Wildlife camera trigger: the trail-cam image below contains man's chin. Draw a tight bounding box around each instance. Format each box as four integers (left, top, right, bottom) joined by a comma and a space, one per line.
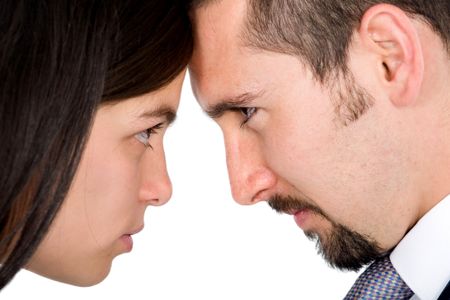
304, 226, 383, 272
268, 194, 383, 271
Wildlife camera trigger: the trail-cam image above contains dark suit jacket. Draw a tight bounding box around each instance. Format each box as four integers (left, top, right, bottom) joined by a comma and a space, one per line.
438, 280, 450, 300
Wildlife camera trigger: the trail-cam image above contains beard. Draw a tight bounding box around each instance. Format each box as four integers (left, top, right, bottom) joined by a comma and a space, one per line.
268, 194, 384, 271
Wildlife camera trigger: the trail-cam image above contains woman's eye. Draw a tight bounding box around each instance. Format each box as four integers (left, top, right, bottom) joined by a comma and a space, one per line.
239, 107, 257, 126
134, 123, 163, 149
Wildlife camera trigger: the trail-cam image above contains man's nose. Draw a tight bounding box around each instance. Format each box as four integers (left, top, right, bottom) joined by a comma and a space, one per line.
138, 145, 172, 206
224, 130, 277, 205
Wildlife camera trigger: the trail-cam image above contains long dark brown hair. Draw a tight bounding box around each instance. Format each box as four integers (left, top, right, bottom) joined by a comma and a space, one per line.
0, 0, 193, 289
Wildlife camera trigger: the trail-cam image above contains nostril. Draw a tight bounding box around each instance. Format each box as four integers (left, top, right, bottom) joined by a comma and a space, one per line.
228, 166, 277, 205
251, 189, 272, 203
138, 180, 172, 206
148, 198, 165, 206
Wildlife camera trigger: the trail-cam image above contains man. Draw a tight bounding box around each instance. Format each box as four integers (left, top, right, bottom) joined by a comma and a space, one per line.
189, 0, 450, 299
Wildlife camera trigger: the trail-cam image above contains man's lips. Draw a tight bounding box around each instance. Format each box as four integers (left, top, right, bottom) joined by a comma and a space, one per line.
267, 195, 321, 230
293, 209, 310, 229
278, 208, 311, 229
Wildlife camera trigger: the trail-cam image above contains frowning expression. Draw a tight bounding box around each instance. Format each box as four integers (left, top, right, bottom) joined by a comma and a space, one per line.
190, 0, 417, 270
27, 72, 186, 286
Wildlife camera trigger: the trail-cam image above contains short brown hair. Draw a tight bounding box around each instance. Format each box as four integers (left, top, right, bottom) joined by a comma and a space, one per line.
192, 0, 450, 82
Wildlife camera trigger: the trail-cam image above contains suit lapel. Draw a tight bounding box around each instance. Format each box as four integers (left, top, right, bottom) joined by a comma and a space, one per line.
438, 280, 450, 300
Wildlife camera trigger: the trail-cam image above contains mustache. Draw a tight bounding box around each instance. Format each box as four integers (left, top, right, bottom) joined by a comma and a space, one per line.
268, 194, 385, 271
268, 194, 327, 218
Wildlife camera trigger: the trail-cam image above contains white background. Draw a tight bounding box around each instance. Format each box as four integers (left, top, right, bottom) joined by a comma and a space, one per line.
2, 75, 359, 299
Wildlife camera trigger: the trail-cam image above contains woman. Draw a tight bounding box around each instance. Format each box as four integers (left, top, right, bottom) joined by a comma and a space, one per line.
0, 0, 192, 288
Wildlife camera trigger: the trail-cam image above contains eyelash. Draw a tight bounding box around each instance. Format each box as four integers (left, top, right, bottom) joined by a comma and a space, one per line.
238, 107, 257, 127
134, 123, 164, 149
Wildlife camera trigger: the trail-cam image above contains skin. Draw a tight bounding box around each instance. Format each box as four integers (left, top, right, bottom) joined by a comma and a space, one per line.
189, 0, 450, 269
26, 72, 186, 286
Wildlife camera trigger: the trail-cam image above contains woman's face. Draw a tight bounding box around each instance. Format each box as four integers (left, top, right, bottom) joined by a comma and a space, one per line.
26, 72, 185, 286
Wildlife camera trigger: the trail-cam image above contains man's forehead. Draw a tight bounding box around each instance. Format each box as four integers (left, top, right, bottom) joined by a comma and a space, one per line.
192, 0, 247, 26
190, 0, 223, 10
191, 0, 247, 59
190, 51, 258, 111
190, 0, 249, 106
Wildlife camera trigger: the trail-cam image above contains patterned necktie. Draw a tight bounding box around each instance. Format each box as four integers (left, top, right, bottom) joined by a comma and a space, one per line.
344, 255, 414, 300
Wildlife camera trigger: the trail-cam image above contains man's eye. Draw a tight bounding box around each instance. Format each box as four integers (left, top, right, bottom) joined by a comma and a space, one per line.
134, 123, 163, 149
239, 107, 257, 126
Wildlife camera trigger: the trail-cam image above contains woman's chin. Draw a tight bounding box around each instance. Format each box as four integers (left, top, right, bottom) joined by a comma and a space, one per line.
25, 259, 112, 287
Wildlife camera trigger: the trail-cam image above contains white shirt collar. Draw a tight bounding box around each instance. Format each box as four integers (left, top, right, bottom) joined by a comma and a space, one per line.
390, 195, 450, 300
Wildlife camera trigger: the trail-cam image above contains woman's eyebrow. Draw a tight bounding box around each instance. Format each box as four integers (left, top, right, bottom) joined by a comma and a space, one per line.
137, 106, 177, 125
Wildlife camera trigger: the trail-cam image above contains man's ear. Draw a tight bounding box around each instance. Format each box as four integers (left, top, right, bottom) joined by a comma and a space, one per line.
358, 4, 424, 107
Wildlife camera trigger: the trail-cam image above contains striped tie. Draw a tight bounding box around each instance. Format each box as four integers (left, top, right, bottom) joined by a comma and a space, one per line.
344, 255, 414, 300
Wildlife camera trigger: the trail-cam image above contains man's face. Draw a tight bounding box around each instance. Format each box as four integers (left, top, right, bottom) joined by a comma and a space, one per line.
190, 0, 418, 271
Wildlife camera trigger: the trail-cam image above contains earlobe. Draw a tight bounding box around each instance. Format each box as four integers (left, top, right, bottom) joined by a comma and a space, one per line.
359, 4, 424, 107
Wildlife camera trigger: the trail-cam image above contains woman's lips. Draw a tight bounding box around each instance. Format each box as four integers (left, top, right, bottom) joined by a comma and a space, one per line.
120, 234, 134, 252
120, 225, 144, 252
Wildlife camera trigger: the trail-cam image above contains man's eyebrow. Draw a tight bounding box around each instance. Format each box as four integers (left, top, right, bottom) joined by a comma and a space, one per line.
137, 106, 177, 125
204, 91, 263, 119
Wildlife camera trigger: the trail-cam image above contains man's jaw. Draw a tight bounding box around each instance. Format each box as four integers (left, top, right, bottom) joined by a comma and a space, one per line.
267, 194, 384, 271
